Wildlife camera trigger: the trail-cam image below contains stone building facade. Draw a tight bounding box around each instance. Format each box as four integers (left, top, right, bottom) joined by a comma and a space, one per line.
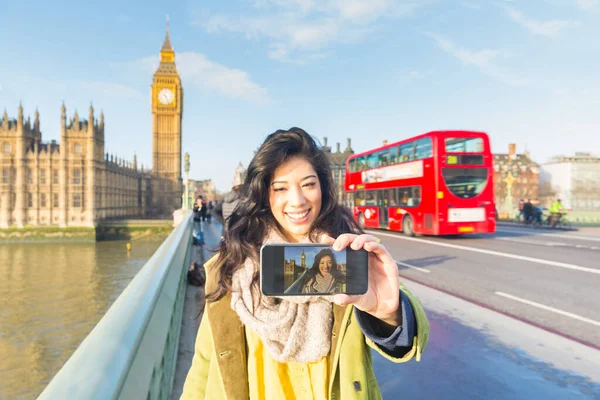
322, 137, 354, 207
0, 26, 183, 228
540, 152, 600, 211
193, 179, 218, 202
492, 143, 540, 218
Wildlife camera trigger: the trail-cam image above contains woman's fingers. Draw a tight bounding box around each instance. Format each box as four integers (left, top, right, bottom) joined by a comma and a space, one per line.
350, 234, 380, 250
332, 233, 357, 251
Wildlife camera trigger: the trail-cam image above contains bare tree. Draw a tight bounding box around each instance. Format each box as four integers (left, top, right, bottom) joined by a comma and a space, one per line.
538, 181, 557, 208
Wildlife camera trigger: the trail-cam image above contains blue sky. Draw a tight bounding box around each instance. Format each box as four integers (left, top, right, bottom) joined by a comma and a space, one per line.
285, 246, 346, 268
1, 0, 599, 191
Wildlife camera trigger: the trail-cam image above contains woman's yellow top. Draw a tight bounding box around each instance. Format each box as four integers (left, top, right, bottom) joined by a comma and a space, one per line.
245, 326, 330, 400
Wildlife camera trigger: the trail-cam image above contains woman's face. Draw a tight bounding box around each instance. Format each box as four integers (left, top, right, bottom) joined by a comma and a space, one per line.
319, 255, 333, 276
269, 156, 322, 242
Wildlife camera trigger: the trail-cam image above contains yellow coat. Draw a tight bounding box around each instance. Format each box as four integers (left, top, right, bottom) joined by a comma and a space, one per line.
180, 255, 430, 400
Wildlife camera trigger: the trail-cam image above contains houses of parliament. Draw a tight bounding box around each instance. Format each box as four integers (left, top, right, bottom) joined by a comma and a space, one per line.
0, 27, 183, 228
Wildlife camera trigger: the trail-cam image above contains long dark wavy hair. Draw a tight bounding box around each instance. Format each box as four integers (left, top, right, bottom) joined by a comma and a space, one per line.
304, 248, 345, 283
206, 127, 363, 302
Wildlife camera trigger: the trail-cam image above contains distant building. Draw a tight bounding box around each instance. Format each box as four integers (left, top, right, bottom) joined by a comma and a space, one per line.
0, 24, 183, 228
322, 137, 354, 207
193, 179, 217, 202
233, 162, 246, 188
540, 152, 600, 211
492, 143, 540, 217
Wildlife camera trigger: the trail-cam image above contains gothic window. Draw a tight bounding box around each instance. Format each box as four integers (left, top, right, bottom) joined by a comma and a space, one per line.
74, 143, 82, 155
40, 169, 46, 184
28, 193, 33, 208
73, 193, 82, 208
41, 193, 47, 208
2, 168, 8, 184
53, 170, 59, 185
28, 168, 33, 184
2, 142, 10, 154
53, 193, 59, 208
72, 169, 81, 185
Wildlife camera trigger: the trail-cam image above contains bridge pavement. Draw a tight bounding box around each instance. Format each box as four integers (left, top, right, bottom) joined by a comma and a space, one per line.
173, 221, 600, 399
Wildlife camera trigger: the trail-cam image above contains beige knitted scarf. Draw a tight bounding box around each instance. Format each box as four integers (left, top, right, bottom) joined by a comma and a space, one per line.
230, 227, 334, 363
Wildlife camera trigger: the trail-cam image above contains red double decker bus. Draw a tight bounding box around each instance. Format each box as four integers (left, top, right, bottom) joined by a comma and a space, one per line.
344, 130, 496, 236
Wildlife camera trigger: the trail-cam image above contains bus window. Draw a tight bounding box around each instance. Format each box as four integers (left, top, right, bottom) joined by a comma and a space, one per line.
442, 168, 488, 198
366, 153, 378, 169
399, 142, 414, 162
388, 189, 398, 206
365, 191, 377, 206
355, 156, 365, 171
355, 191, 365, 206
378, 151, 388, 167
388, 147, 398, 164
398, 186, 421, 207
445, 137, 484, 153
349, 159, 356, 173
415, 137, 432, 159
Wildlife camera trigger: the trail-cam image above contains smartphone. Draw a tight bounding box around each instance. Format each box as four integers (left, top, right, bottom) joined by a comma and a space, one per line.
260, 243, 369, 296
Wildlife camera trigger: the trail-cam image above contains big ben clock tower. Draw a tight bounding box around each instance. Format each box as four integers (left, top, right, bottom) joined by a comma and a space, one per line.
151, 20, 183, 211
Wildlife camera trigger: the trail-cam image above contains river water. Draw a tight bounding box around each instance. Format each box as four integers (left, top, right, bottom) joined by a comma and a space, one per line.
0, 240, 165, 399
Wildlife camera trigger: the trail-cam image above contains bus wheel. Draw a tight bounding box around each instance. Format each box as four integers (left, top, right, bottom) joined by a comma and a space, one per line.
403, 215, 415, 237
358, 213, 365, 229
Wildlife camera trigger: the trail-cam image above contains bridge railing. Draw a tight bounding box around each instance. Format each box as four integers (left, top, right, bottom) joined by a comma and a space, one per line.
38, 211, 194, 400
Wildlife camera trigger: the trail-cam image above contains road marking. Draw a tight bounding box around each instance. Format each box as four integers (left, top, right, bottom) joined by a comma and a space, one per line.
496, 227, 600, 242
496, 292, 600, 328
396, 260, 431, 273
366, 230, 600, 275
496, 237, 568, 247
495, 236, 600, 251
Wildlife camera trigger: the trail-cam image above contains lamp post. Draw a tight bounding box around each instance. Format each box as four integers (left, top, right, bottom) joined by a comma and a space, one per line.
183, 153, 191, 210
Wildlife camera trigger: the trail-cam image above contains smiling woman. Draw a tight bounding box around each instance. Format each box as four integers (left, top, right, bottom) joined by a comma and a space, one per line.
181, 127, 430, 400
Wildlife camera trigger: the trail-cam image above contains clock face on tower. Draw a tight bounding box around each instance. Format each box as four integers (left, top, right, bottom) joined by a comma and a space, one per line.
158, 88, 175, 105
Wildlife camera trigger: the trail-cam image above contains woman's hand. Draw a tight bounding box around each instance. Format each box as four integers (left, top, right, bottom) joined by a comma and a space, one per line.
321, 234, 401, 327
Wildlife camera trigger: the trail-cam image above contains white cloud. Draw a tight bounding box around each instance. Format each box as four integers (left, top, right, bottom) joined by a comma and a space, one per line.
576, 0, 599, 9
130, 52, 269, 103
505, 7, 580, 37
196, 0, 432, 63
427, 33, 530, 86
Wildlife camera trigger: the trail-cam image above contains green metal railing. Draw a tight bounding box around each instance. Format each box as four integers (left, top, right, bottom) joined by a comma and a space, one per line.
38, 211, 193, 400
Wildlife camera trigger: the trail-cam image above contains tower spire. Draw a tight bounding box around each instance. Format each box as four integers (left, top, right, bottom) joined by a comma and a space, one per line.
162, 15, 173, 52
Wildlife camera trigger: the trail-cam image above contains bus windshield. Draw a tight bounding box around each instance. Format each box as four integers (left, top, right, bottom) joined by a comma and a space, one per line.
442, 167, 488, 199
445, 137, 484, 153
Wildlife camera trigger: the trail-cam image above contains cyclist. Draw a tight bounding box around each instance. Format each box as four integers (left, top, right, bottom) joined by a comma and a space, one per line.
549, 198, 566, 227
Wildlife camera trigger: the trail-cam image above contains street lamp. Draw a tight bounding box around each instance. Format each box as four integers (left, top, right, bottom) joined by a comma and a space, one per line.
183, 153, 191, 210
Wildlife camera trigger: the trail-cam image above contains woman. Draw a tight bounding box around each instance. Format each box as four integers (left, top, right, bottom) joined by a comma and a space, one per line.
301, 248, 344, 294
181, 128, 429, 400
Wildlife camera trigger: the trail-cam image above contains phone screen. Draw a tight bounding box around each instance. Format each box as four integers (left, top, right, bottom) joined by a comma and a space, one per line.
261, 244, 368, 296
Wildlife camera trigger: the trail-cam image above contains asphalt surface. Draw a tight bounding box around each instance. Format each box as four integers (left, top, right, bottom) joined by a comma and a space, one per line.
364, 225, 600, 349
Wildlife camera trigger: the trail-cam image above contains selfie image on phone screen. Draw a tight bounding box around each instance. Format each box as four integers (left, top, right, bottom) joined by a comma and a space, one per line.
261, 244, 368, 296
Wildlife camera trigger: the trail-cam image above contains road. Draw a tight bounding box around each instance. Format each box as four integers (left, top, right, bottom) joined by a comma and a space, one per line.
364, 224, 600, 399
366, 225, 600, 348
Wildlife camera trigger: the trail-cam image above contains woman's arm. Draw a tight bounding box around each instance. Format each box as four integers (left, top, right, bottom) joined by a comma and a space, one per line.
358, 285, 429, 363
